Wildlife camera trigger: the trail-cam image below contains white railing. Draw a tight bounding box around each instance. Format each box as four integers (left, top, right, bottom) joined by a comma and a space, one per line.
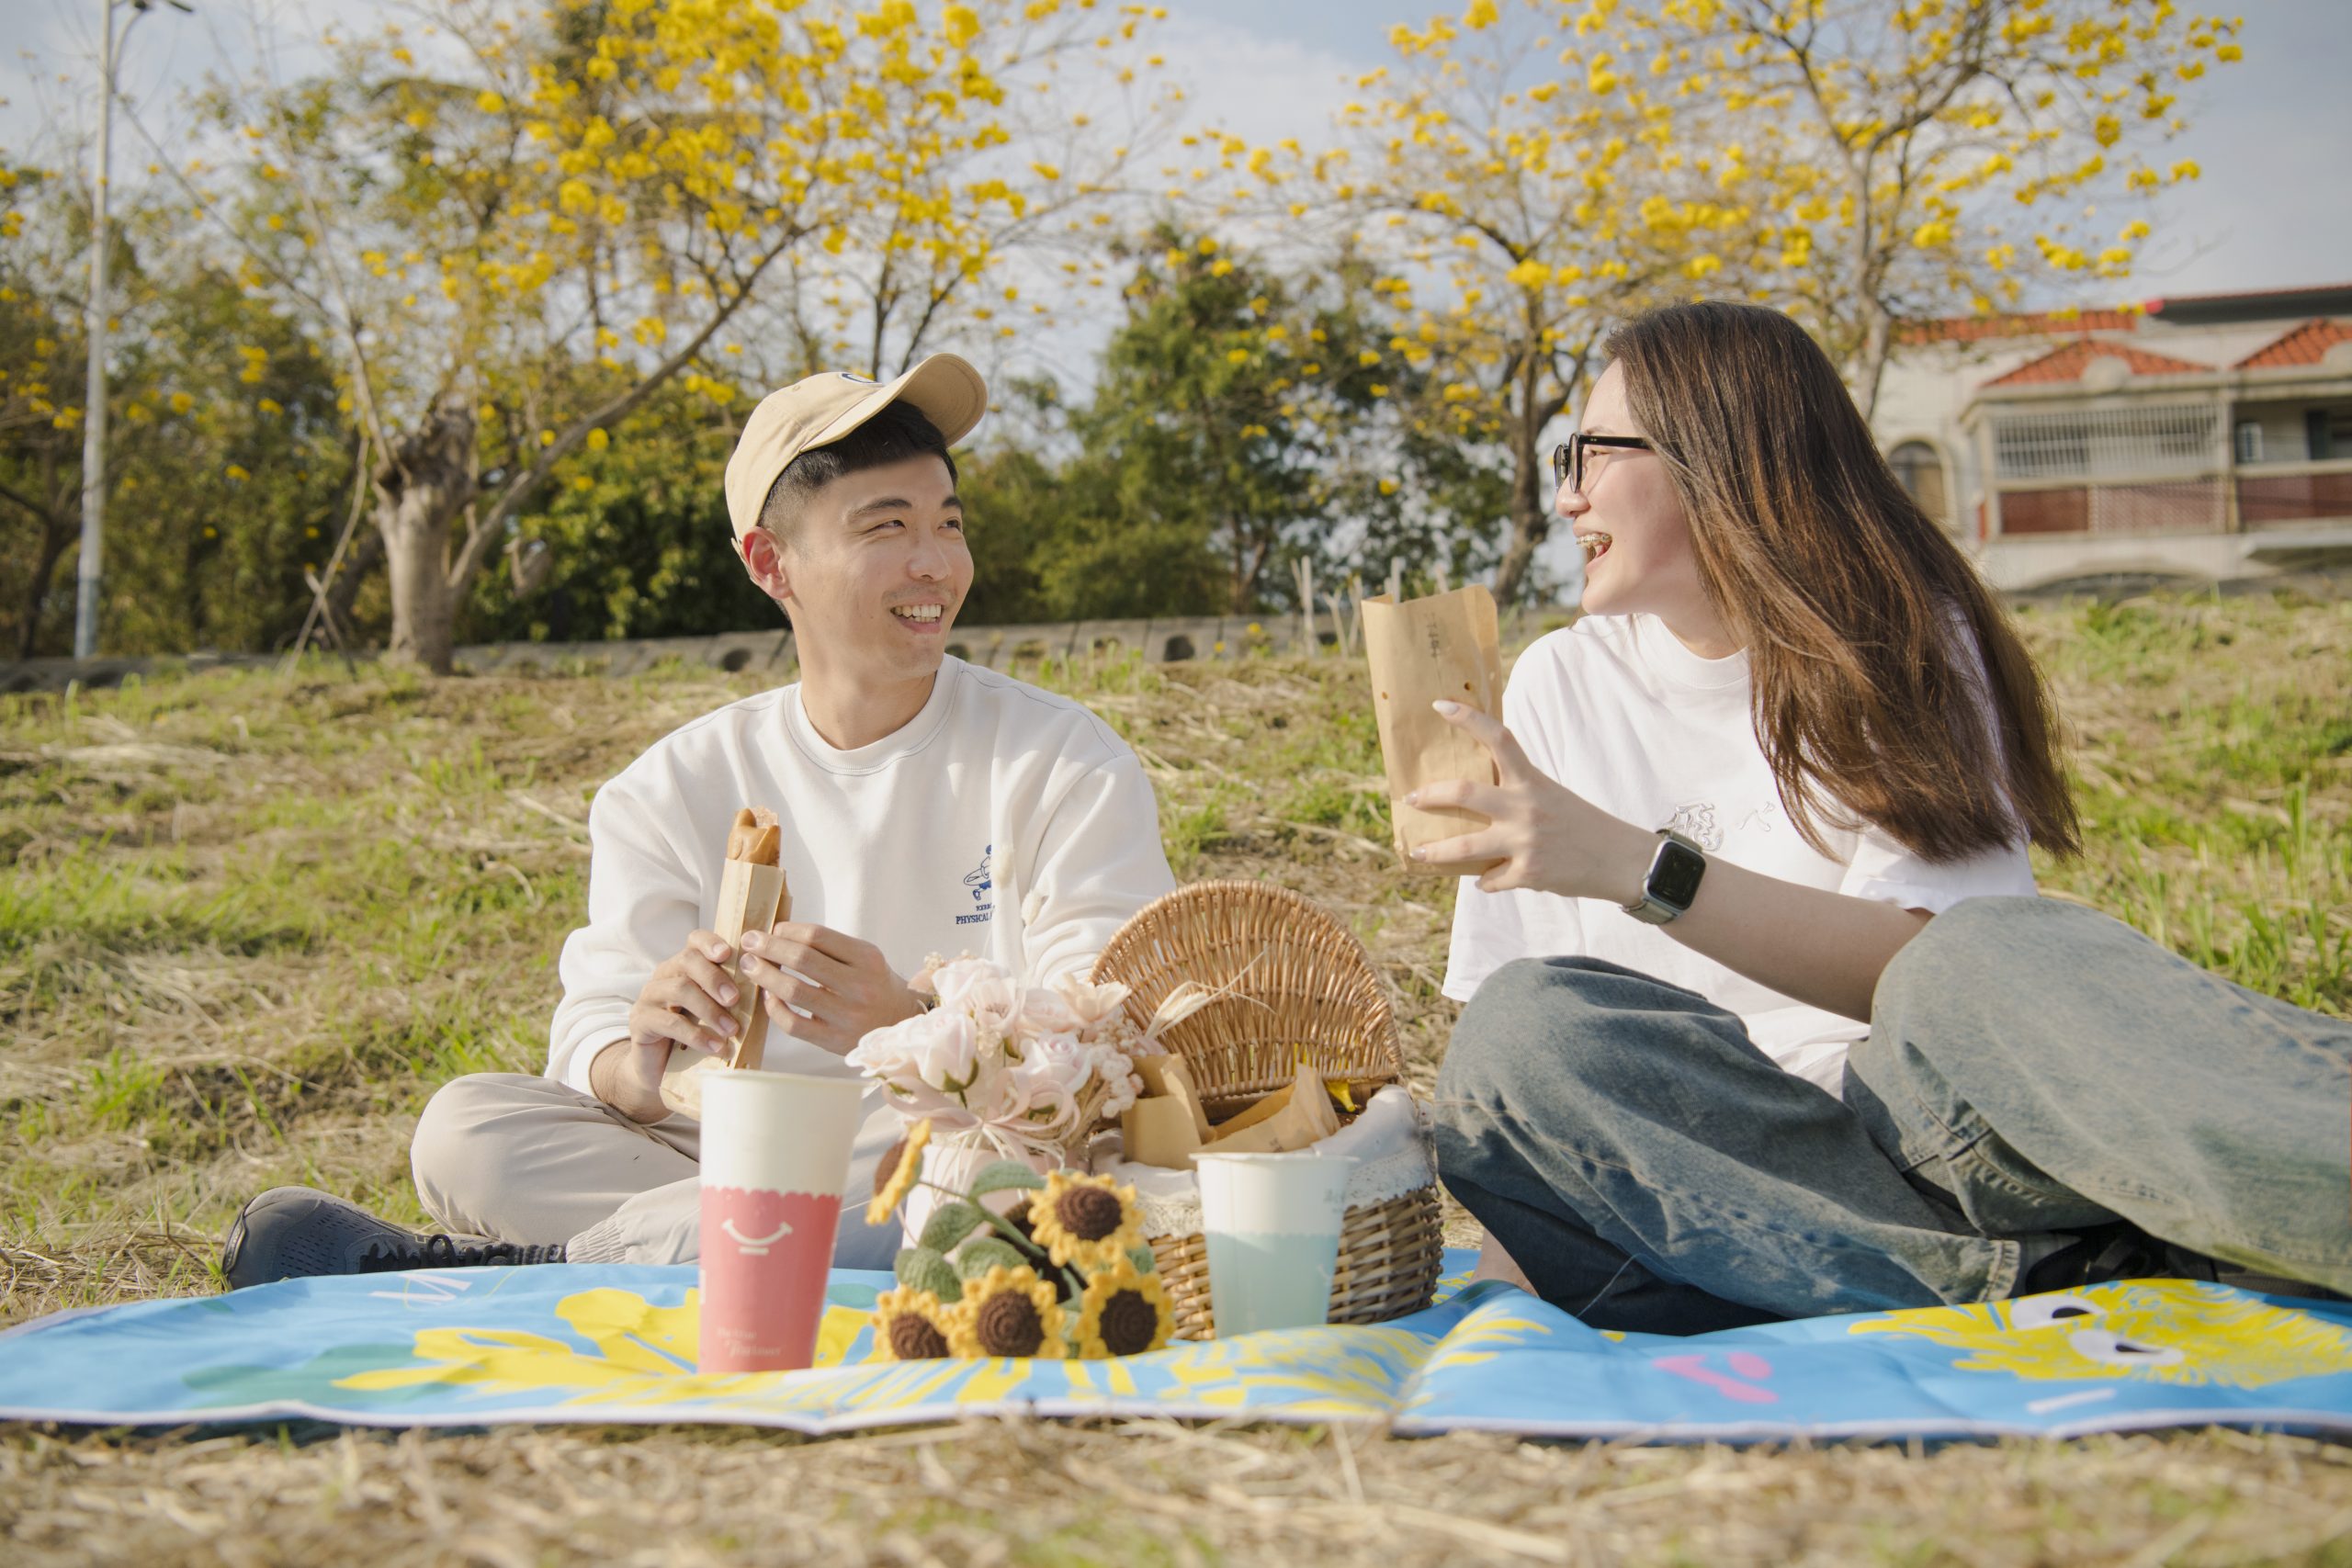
1990, 401, 2222, 485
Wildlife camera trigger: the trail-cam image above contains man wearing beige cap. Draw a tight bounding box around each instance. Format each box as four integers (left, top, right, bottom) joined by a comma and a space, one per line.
220, 355, 1177, 1285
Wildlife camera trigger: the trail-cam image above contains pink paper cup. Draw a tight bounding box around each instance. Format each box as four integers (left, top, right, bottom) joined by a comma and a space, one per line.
697, 1069, 865, 1374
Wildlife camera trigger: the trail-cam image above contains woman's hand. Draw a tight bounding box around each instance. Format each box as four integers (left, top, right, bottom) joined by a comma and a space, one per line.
1408, 700, 1655, 901
1413, 703, 1936, 1022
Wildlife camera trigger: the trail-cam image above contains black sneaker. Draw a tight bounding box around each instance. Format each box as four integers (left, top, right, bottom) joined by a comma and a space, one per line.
220, 1186, 566, 1291
2020, 1221, 2346, 1303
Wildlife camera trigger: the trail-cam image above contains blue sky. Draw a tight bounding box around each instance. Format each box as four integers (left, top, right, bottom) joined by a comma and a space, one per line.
1163, 0, 2352, 301
5, 0, 2340, 596
5, 0, 2344, 300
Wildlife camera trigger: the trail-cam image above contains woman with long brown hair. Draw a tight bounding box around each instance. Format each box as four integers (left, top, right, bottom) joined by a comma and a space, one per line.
1418, 300, 2349, 1332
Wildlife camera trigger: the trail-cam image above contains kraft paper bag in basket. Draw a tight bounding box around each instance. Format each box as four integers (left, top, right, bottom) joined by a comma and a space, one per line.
660, 807, 792, 1121
1361, 585, 1506, 877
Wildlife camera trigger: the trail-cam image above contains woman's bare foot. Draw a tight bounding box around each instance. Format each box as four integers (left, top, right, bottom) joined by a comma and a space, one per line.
1470, 1231, 1533, 1292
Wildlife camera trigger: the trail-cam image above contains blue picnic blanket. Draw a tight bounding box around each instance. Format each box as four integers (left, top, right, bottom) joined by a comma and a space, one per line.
6, 1252, 2352, 1440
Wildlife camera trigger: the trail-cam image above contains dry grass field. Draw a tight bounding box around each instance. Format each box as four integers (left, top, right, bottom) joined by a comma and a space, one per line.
3, 592, 2349, 1566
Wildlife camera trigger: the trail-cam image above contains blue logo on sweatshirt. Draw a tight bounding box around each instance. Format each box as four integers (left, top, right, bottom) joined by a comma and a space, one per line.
956, 845, 995, 926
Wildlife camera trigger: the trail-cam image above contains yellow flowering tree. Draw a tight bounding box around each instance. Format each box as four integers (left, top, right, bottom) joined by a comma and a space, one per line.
0, 155, 349, 657
1626, 0, 2244, 414
771, 1, 1182, 379
206, 0, 1161, 673
1226, 0, 1776, 604
0, 158, 93, 653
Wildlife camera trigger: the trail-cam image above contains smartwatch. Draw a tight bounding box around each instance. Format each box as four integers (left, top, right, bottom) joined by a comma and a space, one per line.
1623, 829, 1707, 925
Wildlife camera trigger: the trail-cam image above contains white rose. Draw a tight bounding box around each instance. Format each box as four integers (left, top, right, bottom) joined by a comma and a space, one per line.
1014, 987, 1082, 1039
931, 958, 1020, 1031
1050, 973, 1132, 1030
843, 1021, 936, 1107
1024, 1030, 1092, 1088
844, 1016, 923, 1086
898, 1008, 982, 1094
999, 1062, 1080, 1139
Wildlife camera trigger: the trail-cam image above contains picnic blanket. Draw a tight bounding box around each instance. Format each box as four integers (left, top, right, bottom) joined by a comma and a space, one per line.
7, 1252, 2352, 1441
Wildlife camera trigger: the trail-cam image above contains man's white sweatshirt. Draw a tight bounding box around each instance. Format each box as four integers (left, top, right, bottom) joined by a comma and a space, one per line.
548, 657, 1176, 1096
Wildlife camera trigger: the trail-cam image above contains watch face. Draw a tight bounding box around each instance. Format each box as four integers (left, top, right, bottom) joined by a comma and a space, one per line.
1650, 840, 1708, 908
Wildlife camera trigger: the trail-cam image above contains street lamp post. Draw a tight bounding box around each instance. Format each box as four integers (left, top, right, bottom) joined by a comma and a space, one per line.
72, 0, 188, 663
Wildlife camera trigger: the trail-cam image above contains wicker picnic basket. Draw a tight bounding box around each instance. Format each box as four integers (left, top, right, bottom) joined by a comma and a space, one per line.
1089, 880, 1445, 1339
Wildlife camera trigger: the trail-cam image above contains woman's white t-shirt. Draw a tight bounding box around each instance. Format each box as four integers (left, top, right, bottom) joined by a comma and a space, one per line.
1442, 613, 2036, 1095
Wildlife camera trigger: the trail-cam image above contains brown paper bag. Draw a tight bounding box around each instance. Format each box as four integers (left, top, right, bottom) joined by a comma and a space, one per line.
1191, 1063, 1341, 1156
1121, 1098, 1205, 1171
661, 808, 792, 1120
1135, 1056, 1213, 1140
1123, 1055, 1215, 1169
1124, 1060, 1344, 1168
1361, 585, 1507, 876
1206, 1075, 1297, 1137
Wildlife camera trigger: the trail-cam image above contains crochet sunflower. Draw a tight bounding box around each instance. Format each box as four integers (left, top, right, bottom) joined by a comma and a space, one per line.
871, 1285, 957, 1361
1073, 1252, 1176, 1359
1027, 1169, 1144, 1271
864, 1117, 933, 1226
947, 1263, 1069, 1359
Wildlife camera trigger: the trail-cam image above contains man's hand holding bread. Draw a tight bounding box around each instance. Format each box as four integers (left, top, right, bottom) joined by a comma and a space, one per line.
593, 925, 925, 1123
593, 930, 746, 1123
740, 925, 924, 1055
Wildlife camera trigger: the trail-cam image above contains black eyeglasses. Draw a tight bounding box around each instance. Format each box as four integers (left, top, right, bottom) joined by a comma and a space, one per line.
1551, 434, 1655, 493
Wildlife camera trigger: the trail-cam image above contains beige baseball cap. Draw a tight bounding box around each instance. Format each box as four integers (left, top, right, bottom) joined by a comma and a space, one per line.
723, 353, 989, 541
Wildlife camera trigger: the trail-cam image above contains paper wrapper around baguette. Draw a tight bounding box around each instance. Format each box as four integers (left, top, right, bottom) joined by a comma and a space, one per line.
659, 807, 791, 1121
1361, 585, 1507, 877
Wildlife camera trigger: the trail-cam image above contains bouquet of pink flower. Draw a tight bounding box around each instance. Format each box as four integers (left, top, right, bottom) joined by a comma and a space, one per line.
844, 955, 1146, 1166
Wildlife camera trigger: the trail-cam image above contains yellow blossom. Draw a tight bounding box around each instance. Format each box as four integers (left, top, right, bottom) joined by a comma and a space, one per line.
946, 1265, 1069, 1359
1029, 1171, 1143, 1272
1073, 1254, 1175, 1358
865, 1119, 932, 1225
872, 1286, 957, 1359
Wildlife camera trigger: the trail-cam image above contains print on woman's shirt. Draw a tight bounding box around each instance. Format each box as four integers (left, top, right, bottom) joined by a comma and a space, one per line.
957, 845, 995, 927
1664, 801, 1725, 851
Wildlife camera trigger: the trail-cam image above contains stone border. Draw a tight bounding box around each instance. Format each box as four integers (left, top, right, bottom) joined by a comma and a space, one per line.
23, 572, 2330, 695
0, 613, 1348, 694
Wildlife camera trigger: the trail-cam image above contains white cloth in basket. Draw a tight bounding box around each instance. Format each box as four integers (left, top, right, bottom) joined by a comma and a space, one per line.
1097, 1087, 1437, 1239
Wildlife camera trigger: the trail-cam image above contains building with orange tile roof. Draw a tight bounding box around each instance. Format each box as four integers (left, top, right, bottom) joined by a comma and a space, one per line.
1870, 282, 2352, 591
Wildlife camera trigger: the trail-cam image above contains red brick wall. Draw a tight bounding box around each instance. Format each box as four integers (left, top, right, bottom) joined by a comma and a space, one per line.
2239, 472, 2352, 527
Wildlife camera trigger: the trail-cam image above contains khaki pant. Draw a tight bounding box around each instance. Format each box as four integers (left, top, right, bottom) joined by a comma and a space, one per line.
410, 1073, 904, 1270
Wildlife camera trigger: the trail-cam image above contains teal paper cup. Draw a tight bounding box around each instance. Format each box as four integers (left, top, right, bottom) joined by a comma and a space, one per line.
1193, 1150, 1358, 1336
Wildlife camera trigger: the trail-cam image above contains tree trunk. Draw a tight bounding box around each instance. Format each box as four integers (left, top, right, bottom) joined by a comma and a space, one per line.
1849, 295, 1894, 424
374, 396, 478, 676
4, 457, 80, 657
1840, 143, 1894, 423
15, 515, 75, 660
1490, 383, 1554, 608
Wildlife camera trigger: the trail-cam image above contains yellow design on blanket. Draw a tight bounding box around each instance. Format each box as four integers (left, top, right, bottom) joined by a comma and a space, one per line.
1849, 1280, 2352, 1389
335, 1289, 871, 1405
330, 1284, 1429, 1416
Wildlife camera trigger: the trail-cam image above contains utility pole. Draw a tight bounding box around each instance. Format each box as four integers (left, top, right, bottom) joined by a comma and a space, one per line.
73, 0, 188, 662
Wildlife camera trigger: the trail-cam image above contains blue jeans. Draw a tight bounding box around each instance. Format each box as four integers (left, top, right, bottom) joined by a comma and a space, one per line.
1431, 897, 2352, 1334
